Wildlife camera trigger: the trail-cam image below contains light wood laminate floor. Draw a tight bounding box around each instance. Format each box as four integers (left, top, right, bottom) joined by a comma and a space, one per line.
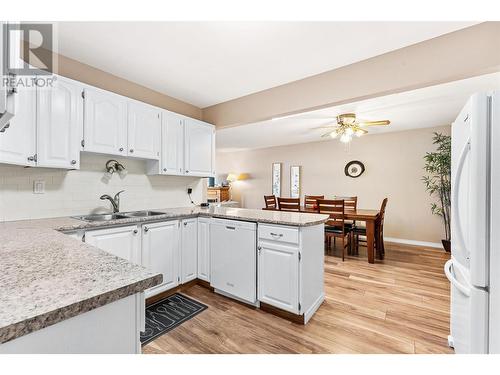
143, 241, 453, 354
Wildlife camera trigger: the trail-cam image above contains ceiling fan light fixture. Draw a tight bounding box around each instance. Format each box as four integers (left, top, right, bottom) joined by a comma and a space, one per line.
318, 113, 389, 145
340, 133, 351, 143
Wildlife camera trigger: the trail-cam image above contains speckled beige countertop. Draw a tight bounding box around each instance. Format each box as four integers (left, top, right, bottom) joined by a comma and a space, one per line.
0, 206, 327, 345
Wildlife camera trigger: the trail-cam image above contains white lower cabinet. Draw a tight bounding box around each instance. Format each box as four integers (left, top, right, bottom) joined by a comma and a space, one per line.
181, 218, 198, 283
141, 221, 180, 297
258, 241, 299, 314
84, 225, 141, 265
83, 218, 205, 299
73, 218, 325, 323
197, 217, 211, 282
257, 223, 325, 323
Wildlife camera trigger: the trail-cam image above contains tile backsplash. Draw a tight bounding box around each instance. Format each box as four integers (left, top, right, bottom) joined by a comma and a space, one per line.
0, 154, 205, 222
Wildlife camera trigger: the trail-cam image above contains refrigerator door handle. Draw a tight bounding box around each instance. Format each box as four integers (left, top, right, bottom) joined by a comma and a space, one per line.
452, 138, 471, 258
444, 259, 471, 297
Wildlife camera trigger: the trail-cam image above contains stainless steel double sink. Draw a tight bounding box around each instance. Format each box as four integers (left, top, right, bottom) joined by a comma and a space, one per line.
74, 211, 166, 222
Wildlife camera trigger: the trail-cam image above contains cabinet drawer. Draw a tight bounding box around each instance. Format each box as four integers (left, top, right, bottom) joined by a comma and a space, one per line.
258, 224, 299, 245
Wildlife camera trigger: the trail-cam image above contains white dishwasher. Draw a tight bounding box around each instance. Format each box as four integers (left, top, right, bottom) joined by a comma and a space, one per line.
210, 218, 257, 304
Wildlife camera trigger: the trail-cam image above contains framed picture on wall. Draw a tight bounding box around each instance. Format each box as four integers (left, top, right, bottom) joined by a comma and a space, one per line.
272, 162, 282, 196
290, 165, 301, 198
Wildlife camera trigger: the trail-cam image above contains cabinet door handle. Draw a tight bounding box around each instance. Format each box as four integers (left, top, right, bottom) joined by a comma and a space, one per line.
270, 232, 283, 238
257, 246, 262, 254
119, 147, 124, 152
70, 160, 77, 165
144, 226, 149, 233
133, 229, 138, 234
186, 170, 189, 173
226, 226, 236, 230
163, 168, 167, 172
184, 222, 188, 226
129, 149, 134, 153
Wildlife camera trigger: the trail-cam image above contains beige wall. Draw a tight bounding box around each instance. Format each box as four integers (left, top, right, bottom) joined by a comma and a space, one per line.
29, 46, 202, 119
216, 125, 451, 243
203, 22, 500, 128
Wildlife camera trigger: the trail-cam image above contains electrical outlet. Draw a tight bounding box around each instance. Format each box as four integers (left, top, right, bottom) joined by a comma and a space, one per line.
33, 180, 45, 194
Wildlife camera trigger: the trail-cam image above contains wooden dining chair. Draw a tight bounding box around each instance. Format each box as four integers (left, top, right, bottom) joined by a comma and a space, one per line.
377, 198, 388, 258
317, 199, 351, 261
352, 198, 388, 259
277, 197, 301, 211
264, 195, 277, 210
304, 195, 324, 211
343, 196, 358, 225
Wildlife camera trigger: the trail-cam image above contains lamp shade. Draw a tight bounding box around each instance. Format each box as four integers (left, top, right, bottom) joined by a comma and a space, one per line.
226, 173, 239, 182
227, 172, 249, 182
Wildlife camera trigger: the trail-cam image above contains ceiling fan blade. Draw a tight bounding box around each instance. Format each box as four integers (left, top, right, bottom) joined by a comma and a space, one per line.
321, 132, 334, 138
311, 125, 338, 130
358, 120, 391, 127
290, 115, 337, 120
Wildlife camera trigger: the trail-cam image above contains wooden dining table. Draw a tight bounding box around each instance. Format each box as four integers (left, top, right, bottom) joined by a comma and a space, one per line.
264, 207, 381, 264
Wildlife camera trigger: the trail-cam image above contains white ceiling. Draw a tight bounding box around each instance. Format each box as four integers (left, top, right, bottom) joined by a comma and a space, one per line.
54, 22, 476, 108
216, 72, 500, 152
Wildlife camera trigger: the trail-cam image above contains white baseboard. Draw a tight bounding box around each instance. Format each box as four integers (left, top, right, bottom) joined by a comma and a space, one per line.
383, 237, 442, 249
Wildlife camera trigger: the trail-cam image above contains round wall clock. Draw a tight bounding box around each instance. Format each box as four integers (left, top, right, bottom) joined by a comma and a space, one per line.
344, 160, 365, 178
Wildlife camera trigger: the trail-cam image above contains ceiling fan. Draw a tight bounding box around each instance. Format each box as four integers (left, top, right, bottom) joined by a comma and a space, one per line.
316, 113, 390, 143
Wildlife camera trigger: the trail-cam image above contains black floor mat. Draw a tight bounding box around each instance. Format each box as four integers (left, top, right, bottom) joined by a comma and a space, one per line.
140, 293, 208, 346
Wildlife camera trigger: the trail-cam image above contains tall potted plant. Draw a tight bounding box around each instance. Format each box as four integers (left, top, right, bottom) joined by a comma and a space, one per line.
422, 132, 451, 252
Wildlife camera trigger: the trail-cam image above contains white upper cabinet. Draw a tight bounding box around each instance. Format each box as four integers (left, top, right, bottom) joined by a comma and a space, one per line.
141, 220, 179, 297
127, 101, 161, 159
0, 84, 36, 166
37, 76, 83, 169
181, 218, 198, 283
160, 111, 185, 175
184, 118, 215, 177
83, 87, 127, 156
84, 225, 141, 265
1, 74, 214, 174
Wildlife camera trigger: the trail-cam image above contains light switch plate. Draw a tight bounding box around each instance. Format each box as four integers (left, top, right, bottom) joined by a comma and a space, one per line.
33, 180, 45, 194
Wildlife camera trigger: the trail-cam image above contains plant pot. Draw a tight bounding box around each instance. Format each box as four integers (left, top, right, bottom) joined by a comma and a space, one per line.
442, 239, 451, 253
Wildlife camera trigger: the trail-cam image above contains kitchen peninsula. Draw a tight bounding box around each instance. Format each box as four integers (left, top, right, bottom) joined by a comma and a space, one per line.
0, 207, 328, 353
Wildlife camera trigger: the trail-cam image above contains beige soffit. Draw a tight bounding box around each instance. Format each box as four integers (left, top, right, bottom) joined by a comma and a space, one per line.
25, 45, 202, 120
202, 22, 500, 128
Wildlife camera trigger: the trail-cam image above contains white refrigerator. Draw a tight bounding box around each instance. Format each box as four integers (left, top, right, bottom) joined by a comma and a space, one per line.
447, 91, 499, 354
